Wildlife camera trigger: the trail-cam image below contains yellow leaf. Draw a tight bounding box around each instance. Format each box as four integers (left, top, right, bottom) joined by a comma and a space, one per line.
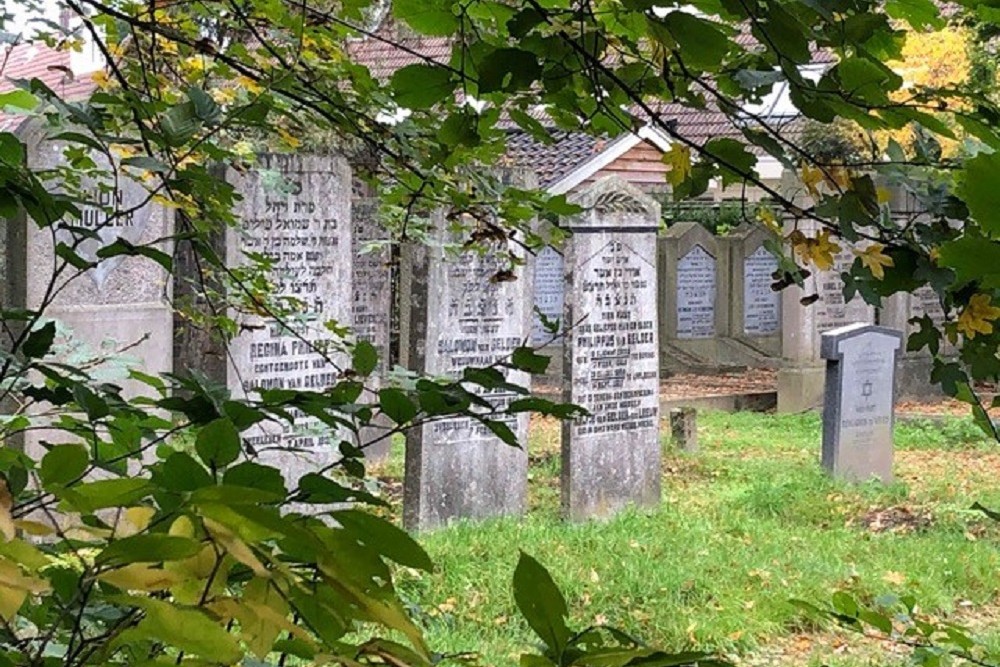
877, 187, 892, 205
0, 558, 50, 601
662, 144, 692, 187
0, 587, 26, 621
276, 127, 302, 150
957, 293, 1000, 339
122, 506, 156, 536
237, 75, 264, 95
756, 206, 780, 235
856, 243, 895, 280
169, 515, 196, 538
242, 577, 294, 658
91, 70, 112, 90
98, 564, 186, 591
790, 229, 841, 271
800, 164, 824, 198
13, 520, 53, 537
0, 478, 14, 541
826, 165, 851, 190
204, 518, 269, 577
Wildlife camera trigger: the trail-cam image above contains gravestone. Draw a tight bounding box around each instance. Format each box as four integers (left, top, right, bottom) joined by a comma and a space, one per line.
175, 154, 353, 487
820, 323, 903, 482
727, 224, 781, 358
5, 119, 173, 454
881, 287, 952, 400
400, 194, 534, 531
350, 178, 393, 461
531, 245, 566, 383
777, 219, 876, 413
562, 177, 661, 521
658, 222, 731, 372
676, 244, 718, 339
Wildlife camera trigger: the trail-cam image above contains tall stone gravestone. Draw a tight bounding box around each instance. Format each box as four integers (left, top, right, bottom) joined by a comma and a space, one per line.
657, 222, 729, 372
400, 198, 534, 531
820, 324, 903, 483
879, 187, 953, 400
175, 154, 353, 487
350, 178, 393, 461
531, 245, 566, 384
881, 286, 951, 399
727, 224, 781, 357
5, 120, 173, 454
778, 218, 875, 413
562, 177, 661, 521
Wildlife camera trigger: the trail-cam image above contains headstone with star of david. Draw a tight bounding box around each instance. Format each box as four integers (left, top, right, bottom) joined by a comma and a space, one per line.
561, 176, 662, 521
820, 323, 904, 483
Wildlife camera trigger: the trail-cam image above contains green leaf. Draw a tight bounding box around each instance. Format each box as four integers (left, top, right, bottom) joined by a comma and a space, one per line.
352, 339, 379, 376
961, 152, 1000, 236
194, 418, 242, 469
40, 444, 89, 486
485, 419, 519, 446
937, 236, 1000, 288
97, 534, 202, 566
55, 242, 96, 270
390, 63, 455, 110
392, 0, 459, 36
379, 387, 418, 425
297, 473, 386, 506
330, 509, 434, 571
155, 452, 213, 492
0, 133, 24, 166
832, 591, 859, 618
0, 90, 38, 111
659, 11, 731, 71
478, 48, 541, 93
187, 86, 221, 122
510, 347, 550, 374
22, 321, 57, 359
113, 597, 242, 663
704, 137, 757, 185
73, 385, 110, 420
513, 552, 571, 655
122, 156, 171, 175
58, 478, 152, 512
755, 3, 811, 64
886, 0, 943, 30
223, 462, 287, 496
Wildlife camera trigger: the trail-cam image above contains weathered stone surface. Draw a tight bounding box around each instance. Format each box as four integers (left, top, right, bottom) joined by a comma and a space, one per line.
562, 177, 661, 521
400, 206, 533, 531
350, 178, 392, 461
676, 244, 717, 339
741, 247, 780, 336
224, 154, 353, 485
6, 119, 173, 455
532, 246, 565, 344
820, 323, 903, 483
778, 217, 875, 413
670, 407, 697, 453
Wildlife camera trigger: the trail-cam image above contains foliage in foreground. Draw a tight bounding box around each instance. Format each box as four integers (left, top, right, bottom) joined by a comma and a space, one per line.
6, 0, 1000, 665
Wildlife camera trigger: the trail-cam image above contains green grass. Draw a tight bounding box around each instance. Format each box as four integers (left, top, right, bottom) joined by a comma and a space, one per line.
370, 411, 1000, 667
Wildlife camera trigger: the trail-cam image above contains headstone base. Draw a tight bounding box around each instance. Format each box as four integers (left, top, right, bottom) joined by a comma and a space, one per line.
777, 364, 825, 413
670, 407, 698, 453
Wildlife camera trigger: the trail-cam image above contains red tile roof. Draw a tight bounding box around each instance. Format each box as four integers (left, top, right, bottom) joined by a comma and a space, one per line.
0, 41, 96, 131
